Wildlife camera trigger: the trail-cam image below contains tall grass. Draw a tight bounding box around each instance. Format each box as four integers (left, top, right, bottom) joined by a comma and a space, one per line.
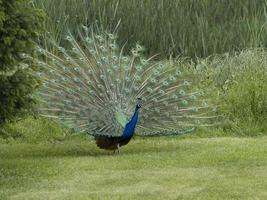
193, 49, 267, 135
34, 0, 267, 58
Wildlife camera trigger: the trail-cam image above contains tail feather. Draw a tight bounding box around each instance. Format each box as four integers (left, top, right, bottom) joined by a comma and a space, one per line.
29, 25, 219, 137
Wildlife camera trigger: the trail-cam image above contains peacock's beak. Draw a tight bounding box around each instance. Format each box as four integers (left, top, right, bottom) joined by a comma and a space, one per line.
137, 97, 142, 105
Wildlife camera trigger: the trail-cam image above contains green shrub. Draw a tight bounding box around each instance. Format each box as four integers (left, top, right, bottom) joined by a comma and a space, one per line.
0, 0, 44, 125
0, 117, 70, 143
223, 71, 267, 135
194, 50, 267, 135
227, 73, 266, 121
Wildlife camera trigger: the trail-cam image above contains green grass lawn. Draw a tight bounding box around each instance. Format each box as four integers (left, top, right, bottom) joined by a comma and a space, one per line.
0, 136, 266, 200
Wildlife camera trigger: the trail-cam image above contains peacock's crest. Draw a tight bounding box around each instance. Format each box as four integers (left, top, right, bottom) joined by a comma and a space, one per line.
26, 26, 218, 137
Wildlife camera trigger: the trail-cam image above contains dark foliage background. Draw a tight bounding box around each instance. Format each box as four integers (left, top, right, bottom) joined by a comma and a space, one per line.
0, 0, 44, 124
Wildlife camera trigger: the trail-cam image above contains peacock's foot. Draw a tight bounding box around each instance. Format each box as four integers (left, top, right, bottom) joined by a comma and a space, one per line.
117, 143, 121, 154
112, 144, 121, 154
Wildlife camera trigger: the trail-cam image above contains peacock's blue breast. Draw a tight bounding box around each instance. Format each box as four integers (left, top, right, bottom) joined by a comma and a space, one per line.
121, 111, 139, 139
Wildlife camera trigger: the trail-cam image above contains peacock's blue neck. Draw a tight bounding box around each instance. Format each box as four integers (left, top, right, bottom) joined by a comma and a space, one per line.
121, 109, 139, 139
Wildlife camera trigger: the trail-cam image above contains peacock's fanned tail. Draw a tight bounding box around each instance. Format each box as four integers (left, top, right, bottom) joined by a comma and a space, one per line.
27, 26, 217, 137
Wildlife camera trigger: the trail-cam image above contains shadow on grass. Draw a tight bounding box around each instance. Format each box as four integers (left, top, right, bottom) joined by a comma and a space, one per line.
0, 142, 108, 159
0, 137, 184, 159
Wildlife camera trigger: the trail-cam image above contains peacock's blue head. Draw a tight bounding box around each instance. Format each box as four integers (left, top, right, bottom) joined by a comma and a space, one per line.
136, 98, 142, 110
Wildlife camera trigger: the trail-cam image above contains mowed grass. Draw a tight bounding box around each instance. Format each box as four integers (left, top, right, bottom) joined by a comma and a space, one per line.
0, 136, 267, 200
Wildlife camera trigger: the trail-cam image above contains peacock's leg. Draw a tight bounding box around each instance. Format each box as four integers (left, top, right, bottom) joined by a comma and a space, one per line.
117, 143, 120, 154
113, 144, 120, 154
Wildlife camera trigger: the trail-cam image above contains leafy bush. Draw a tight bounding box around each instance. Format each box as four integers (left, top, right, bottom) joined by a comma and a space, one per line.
0, 117, 70, 143
223, 71, 267, 135
0, 0, 44, 124
194, 50, 267, 135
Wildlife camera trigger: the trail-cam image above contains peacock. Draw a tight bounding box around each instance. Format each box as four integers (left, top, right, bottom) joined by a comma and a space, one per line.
26, 26, 217, 152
